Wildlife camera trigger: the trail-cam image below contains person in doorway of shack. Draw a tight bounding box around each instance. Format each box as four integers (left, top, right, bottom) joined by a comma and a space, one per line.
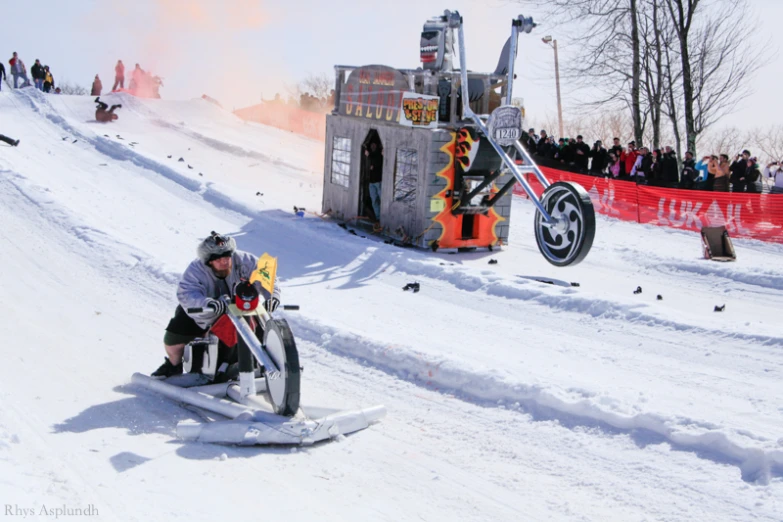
364, 142, 383, 222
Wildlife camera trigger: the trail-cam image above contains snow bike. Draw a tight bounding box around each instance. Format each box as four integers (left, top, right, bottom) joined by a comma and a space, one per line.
132, 291, 386, 445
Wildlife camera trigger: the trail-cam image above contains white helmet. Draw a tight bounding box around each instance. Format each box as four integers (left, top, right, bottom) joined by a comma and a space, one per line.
197, 231, 236, 265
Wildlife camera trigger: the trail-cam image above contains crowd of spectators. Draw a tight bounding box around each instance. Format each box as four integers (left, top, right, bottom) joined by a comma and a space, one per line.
2, 52, 161, 98
518, 129, 782, 194
2, 51, 60, 93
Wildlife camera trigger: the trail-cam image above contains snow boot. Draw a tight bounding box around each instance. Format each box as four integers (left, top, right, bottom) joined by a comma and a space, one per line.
151, 357, 183, 378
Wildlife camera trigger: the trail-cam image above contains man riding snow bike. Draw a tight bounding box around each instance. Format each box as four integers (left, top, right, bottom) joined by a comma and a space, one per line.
152, 232, 281, 378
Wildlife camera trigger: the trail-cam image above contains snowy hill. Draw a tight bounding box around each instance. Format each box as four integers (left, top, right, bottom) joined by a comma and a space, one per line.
1, 88, 781, 521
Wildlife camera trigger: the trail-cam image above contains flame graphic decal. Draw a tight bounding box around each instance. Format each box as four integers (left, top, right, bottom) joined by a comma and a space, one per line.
455, 128, 478, 171
430, 132, 505, 248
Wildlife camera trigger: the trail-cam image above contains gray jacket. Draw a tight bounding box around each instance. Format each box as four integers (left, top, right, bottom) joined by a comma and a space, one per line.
176, 249, 282, 329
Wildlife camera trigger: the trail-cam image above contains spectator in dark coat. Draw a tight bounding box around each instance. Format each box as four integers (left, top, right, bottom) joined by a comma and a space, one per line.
661, 146, 679, 185
91, 75, 102, 96
588, 140, 608, 175
573, 135, 591, 171
680, 151, 697, 189
609, 138, 623, 161
745, 157, 761, 193
537, 131, 552, 157
730, 150, 751, 192
113, 60, 125, 91
649, 149, 663, 185
0, 62, 6, 91
31, 59, 45, 90
552, 138, 565, 161
630, 147, 652, 182
559, 138, 575, 164
523, 128, 538, 154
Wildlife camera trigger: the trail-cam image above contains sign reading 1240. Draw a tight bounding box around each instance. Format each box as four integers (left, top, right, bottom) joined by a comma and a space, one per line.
494, 128, 520, 141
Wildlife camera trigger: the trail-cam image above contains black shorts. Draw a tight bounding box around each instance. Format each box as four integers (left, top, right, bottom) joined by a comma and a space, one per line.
163, 305, 207, 345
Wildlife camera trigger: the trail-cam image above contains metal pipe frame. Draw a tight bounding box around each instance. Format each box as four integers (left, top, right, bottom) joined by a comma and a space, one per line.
227, 314, 280, 379
455, 18, 554, 223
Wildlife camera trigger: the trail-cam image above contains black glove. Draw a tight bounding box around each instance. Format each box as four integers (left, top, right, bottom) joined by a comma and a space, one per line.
206, 298, 226, 316
263, 297, 280, 313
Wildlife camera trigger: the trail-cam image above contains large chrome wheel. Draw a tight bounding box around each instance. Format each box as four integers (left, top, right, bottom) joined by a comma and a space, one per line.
534, 181, 596, 267
262, 318, 301, 416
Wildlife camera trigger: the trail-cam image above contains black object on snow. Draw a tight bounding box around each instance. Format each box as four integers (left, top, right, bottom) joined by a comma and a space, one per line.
167, 155, 172, 158
72, 139, 78, 144
714, 304, 725, 312
657, 295, 663, 300
178, 157, 184, 162
571, 282, 580, 287
488, 259, 498, 265
199, 173, 203, 176
256, 192, 263, 196
402, 282, 420, 293
188, 165, 193, 169
633, 286, 642, 294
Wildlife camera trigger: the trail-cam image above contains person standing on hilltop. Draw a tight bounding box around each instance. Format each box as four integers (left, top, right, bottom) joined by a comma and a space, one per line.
43, 66, 54, 93
8, 52, 30, 88
113, 60, 125, 91
91, 74, 102, 96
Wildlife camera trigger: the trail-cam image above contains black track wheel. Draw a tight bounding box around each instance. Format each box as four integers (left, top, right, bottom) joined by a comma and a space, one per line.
533, 181, 596, 267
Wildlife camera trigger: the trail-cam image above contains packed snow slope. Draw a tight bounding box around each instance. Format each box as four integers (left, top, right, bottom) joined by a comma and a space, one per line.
1, 88, 782, 521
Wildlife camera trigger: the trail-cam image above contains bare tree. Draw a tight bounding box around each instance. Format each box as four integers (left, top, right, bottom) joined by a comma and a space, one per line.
517, 0, 645, 144
664, 0, 761, 157
748, 125, 783, 164
697, 126, 748, 156
58, 82, 88, 95
518, 0, 762, 160
639, 0, 672, 149
298, 72, 334, 110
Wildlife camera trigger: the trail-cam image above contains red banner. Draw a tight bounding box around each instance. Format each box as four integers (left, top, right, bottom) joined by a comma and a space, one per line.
234, 103, 326, 141
514, 168, 783, 243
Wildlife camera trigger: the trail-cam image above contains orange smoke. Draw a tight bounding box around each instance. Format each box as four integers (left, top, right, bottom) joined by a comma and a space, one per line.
88, 0, 290, 108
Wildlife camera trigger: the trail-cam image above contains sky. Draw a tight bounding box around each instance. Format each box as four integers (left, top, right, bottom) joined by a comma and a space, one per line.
3, 0, 780, 134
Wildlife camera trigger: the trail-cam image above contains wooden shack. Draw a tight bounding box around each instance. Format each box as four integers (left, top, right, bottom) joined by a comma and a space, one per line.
321, 62, 518, 251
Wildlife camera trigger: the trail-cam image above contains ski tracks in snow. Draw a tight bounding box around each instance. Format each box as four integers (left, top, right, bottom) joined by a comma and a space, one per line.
286, 311, 783, 485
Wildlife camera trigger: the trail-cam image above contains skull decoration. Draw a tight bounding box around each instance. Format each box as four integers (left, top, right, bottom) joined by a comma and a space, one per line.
420, 10, 455, 71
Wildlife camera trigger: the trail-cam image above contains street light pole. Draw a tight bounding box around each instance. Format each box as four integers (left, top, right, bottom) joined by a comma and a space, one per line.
543, 36, 564, 139
553, 39, 564, 139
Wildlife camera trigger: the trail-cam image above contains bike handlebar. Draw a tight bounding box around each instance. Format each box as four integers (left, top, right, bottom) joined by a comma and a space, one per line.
187, 304, 299, 314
